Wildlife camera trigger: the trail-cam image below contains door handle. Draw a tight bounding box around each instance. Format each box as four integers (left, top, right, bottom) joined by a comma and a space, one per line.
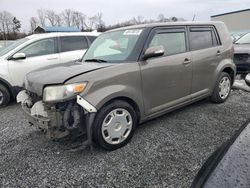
216, 50, 222, 56
183, 58, 191, 65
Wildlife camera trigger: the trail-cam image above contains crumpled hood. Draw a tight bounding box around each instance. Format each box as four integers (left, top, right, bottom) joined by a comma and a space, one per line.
25, 61, 113, 96
234, 44, 250, 54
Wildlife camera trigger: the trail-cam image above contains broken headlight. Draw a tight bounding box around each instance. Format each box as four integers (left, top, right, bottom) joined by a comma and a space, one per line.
43, 82, 87, 102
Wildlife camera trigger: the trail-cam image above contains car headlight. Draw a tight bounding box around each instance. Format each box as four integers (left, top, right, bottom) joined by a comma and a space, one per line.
43, 82, 87, 102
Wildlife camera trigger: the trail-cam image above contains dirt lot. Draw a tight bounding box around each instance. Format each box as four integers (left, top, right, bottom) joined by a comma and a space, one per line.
0, 89, 249, 188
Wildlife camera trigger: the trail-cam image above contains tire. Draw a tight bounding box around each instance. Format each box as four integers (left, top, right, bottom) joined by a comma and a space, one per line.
0, 84, 10, 107
92, 100, 137, 150
210, 72, 232, 103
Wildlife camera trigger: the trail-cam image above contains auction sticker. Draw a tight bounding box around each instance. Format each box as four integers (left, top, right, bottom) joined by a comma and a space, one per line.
123, 29, 142, 35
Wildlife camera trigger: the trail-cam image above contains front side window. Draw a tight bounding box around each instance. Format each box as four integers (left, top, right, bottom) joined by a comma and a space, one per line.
189, 27, 218, 51
83, 29, 143, 62
60, 36, 88, 52
149, 32, 186, 56
19, 38, 56, 58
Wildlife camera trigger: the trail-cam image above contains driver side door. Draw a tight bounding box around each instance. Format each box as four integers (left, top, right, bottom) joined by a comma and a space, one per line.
8, 37, 59, 86
139, 27, 193, 115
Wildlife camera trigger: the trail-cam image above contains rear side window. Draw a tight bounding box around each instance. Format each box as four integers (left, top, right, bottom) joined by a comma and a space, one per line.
149, 32, 186, 56
60, 36, 88, 52
189, 27, 219, 51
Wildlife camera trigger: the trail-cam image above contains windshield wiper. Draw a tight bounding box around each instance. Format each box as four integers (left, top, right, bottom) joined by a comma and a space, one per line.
84, 58, 107, 63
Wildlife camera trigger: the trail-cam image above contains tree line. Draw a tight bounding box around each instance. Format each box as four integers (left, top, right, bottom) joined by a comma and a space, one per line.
0, 11, 23, 40
30, 9, 105, 33
0, 9, 186, 40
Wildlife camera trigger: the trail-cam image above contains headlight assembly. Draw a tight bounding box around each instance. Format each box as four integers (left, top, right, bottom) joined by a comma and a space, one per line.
43, 82, 87, 102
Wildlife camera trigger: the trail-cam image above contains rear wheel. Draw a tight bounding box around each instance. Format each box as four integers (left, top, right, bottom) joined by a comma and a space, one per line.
210, 72, 232, 103
0, 84, 10, 107
93, 100, 137, 150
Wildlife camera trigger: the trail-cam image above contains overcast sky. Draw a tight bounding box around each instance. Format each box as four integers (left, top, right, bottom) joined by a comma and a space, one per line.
0, 0, 250, 32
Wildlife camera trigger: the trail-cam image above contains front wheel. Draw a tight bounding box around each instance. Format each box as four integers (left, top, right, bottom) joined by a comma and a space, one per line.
93, 100, 137, 150
0, 84, 10, 107
210, 72, 232, 103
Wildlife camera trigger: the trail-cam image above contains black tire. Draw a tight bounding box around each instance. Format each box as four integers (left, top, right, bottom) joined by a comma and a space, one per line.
92, 100, 137, 150
210, 72, 232, 103
0, 84, 10, 107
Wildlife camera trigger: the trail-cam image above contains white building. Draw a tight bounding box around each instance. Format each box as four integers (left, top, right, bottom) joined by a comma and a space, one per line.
211, 9, 250, 32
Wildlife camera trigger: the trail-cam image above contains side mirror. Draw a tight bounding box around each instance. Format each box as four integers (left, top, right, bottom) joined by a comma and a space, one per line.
11, 53, 26, 60
245, 74, 250, 87
143, 45, 165, 60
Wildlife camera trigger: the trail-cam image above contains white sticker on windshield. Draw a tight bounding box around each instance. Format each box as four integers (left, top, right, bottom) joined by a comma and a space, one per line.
123, 29, 142, 35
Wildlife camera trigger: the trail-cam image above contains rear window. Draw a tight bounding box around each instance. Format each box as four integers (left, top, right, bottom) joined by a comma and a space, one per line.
60, 36, 88, 52
189, 27, 219, 51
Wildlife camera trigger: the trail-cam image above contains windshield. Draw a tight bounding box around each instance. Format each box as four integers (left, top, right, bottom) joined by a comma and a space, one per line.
83, 29, 143, 63
235, 33, 250, 44
0, 38, 29, 56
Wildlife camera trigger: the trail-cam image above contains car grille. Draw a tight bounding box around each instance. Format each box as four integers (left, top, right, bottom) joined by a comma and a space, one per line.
234, 53, 250, 64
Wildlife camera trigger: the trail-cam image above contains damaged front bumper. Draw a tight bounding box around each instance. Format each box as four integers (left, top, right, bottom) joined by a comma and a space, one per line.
17, 90, 97, 147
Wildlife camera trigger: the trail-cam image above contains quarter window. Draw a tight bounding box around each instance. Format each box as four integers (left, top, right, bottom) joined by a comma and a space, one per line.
149, 32, 186, 56
189, 27, 219, 51
19, 38, 56, 58
60, 36, 88, 52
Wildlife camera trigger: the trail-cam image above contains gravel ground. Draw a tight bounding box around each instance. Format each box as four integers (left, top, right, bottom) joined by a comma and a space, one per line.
0, 89, 249, 188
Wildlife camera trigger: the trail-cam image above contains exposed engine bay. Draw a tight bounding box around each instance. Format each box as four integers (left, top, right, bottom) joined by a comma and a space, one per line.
17, 90, 89, 140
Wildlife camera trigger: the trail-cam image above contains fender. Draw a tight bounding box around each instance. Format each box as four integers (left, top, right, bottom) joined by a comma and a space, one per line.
82, 84, 144, 118
211, 58, 236, 92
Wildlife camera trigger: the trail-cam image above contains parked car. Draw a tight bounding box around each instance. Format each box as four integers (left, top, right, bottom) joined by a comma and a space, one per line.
230, 31, 247, 43
0, 32, 100, 107
191, 119, 250, 188
234, 32, 250, 77
17, 21, 235, 150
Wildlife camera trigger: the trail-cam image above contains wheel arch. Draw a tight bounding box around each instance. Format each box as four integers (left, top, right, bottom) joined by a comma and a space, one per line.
222, 67, 235, 84
98, 96, 141, 123
0, 78, 15, 99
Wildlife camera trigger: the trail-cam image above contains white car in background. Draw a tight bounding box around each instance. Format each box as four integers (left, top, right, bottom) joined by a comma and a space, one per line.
0, 32, 100, 107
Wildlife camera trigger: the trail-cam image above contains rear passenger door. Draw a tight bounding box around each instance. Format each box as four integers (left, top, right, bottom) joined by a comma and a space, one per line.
59, 36, 89, 63
140, 27, 192, 115
188, 26, 221, 98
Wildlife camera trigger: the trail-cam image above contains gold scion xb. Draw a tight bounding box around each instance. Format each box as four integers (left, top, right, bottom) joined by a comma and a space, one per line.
17, 21, 236, 150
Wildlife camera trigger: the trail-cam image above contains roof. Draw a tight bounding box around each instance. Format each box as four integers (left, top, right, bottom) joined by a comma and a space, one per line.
35, 26, 81, 32
108, 21, 224, 32
211, 8, 250, 18
26, 32, 100, 40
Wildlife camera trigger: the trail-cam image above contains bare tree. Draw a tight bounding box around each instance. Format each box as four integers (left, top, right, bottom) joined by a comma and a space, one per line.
132, 16, 144, 24
72, 11, 83, 29
55, 13, 62, 26
37, 9, 46, 26
46, 10, 57, 26
86, 15, 98, 30
62, 9, 73, 27
96, 12, 105, 31
30, 17, 39, 33
0, 11, 15, 39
